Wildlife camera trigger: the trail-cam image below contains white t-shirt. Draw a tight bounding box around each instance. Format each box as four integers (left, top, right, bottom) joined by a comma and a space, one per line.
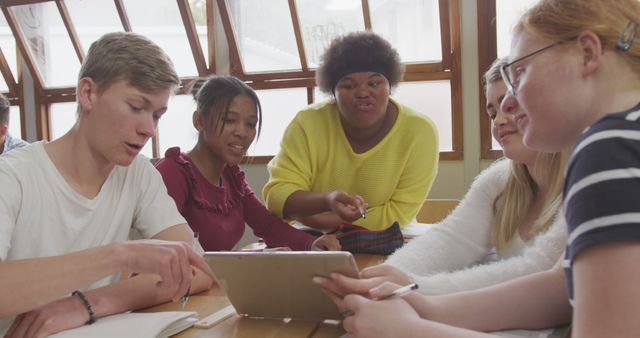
0, 142, 186, 333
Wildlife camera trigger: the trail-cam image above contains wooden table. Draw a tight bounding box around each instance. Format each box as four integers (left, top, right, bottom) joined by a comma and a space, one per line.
141, 254, 386, 338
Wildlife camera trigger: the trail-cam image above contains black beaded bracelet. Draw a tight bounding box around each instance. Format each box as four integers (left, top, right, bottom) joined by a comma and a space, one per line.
72, 290, 96, 325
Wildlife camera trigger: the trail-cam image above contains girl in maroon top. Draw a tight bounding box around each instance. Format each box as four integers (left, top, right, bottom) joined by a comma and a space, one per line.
156, 76, 340, 251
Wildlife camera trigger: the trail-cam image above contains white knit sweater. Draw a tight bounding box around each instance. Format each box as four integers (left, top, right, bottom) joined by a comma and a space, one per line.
386, 159, 567, 295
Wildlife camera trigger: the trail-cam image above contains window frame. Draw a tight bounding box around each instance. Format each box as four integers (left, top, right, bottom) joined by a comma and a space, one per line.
477, 0, 506, 160
218, 0, 463, 163
0, 29, 24, 138
2, 0, 462, 162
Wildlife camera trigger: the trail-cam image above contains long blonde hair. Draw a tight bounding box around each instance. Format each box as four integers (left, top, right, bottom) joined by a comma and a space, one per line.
491, 151, 569, 249
483, 58, 569, 249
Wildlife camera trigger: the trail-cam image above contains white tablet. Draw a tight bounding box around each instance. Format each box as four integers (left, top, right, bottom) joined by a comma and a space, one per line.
204, 251, 359, 320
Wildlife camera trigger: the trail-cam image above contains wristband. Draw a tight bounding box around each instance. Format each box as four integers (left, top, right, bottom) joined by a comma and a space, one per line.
72, 290, 96, 325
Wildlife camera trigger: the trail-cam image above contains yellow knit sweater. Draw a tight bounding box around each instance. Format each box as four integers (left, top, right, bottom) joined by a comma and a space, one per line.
263, 99, 439, 230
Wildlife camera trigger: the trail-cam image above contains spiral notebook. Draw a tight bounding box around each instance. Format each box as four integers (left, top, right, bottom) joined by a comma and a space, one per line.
49, 311, 197, 338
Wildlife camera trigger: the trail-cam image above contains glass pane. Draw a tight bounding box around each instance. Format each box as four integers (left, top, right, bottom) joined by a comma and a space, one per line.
12, 3, 81, 87
158, 94, 198, 156
158, 88, 308, 157
8, 105, 22, 140
315, 81, 451, 152
65, 0, 124, 54
0, 15, 18, 92
228, 0, 300, 72
296, 0, 365, 68
189, 0, 209, 68
122, 0, 198, 76
250, 87, 308, 156
392, 80, 452, 151
50, 101, 152, 157
313, 87, 331, 103
370, 0, 442, 63
496, 0, 538, 58
50, 102, 76, 140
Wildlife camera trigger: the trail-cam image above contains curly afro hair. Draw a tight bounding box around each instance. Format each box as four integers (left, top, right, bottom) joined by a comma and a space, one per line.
315, 31, 404, 94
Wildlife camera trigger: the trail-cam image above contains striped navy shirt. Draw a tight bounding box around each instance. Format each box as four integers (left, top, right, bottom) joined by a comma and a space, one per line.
564, 104, 640, 306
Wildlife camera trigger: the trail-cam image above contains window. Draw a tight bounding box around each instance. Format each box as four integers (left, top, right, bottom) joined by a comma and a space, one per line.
7, 105, 21, 138
477, 0, 538, 159
218, 0, 462, 161
0, 13, 18, 92
0, 9, 22, 139
2, 0, 461, 161
13, 2, 80, 88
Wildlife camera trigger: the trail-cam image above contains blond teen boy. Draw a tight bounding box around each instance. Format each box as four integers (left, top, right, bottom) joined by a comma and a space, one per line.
0, 32, 215, 337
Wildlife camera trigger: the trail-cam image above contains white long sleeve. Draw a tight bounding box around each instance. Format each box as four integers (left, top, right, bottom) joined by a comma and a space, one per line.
387, 160, 509, 274
386, 159, 567, 295
409, 216, 566, 295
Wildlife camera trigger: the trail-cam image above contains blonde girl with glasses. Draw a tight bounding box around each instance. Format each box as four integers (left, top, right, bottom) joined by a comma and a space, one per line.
314, 0, 640, 337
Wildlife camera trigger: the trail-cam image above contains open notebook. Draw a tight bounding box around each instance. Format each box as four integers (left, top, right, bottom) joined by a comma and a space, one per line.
49, 311, 197, 338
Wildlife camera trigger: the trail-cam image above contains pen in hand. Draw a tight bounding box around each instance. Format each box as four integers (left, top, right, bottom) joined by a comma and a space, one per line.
181, 231, 199, 309
357, 205, 367, 219
376, 282, 419, 301
340, 283, 419, 318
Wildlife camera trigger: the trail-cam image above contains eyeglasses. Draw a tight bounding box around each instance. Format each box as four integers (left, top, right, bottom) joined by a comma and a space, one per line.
500, 43, 558, 95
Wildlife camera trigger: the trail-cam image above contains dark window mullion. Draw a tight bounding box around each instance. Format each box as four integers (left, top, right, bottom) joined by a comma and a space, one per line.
55, 0, 85, 63
361, 0, 371, 30
287, 0, 308, 71
448, 0, 463, 158
114, 0, 132, 32
177, 0, 208, 77
1, 0, 48, 5
206, 0, 215, 72
306, 87, 313, 104
216, 0, 245, 77
37, 91, 50, 140
151, 133, 160, 159
438, 0, 452, 70
0, 48, 18, 94
2, 6, 46, 90
476, 0, 500, 159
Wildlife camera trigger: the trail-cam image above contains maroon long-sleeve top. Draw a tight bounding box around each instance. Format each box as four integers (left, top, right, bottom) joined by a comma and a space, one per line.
155, 147, 315, 251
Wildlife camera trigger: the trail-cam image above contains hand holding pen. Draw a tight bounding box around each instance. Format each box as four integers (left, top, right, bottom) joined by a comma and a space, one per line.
181, 231, 199, 309
353, 195, 368, 219
376, 282, 419, 300
340, 283, 419, 317
335, 283, 424, 337
326, 191, 369, 222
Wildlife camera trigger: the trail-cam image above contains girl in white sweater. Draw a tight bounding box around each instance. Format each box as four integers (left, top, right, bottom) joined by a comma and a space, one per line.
347, 58, 570, 295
